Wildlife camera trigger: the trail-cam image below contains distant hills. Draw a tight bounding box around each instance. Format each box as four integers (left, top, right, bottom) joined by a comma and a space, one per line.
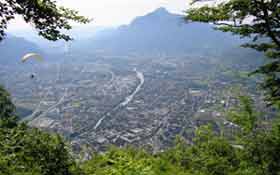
72, 7, 262, 61
9, 25, 107, 54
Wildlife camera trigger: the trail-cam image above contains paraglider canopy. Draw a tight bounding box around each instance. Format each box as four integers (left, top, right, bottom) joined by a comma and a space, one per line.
21, 53, 43, 80
21, 53, 43, 63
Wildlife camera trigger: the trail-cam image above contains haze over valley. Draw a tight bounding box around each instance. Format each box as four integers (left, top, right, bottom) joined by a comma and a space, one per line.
0, 8, 266, 151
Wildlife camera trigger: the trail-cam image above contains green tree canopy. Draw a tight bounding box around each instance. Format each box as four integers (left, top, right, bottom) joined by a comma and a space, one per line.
0, 85, 17, 128
186, 0, 280, 106
0, 124, 83, 175
0, 0, 90, 41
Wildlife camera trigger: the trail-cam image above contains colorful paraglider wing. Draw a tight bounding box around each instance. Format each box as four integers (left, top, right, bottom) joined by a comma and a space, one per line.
21, 53, 43, 63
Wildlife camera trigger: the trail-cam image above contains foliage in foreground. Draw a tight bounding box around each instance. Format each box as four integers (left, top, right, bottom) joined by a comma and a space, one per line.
0, 86, 17, 128
0, 124, 83, 175
0, 86, 82, 175
82, 121, 280, 175
0, 0, 90, 41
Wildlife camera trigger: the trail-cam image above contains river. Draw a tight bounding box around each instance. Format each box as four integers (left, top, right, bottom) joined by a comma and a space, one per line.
94, 69, 144, 130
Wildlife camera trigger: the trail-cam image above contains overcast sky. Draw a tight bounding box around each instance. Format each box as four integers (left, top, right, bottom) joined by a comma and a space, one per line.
8, 0, 191, 31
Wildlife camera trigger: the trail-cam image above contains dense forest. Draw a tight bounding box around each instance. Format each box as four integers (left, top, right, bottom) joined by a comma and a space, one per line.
1, 0, 280, 174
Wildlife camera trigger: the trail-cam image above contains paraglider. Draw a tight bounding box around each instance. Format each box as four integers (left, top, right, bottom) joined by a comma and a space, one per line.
21, 53, 43, 79
21, 53, 43, 63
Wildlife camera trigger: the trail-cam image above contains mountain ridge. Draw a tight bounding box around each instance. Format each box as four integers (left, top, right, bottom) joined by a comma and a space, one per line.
72, 7, 261, 61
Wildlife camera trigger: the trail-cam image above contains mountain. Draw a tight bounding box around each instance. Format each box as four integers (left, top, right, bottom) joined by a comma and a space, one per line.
0, 35, 42, 64
72, 7, 262, 61
3, 8, 263, 65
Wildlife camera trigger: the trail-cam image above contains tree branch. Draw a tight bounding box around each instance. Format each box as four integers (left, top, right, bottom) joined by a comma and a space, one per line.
260, 0, 280, 48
